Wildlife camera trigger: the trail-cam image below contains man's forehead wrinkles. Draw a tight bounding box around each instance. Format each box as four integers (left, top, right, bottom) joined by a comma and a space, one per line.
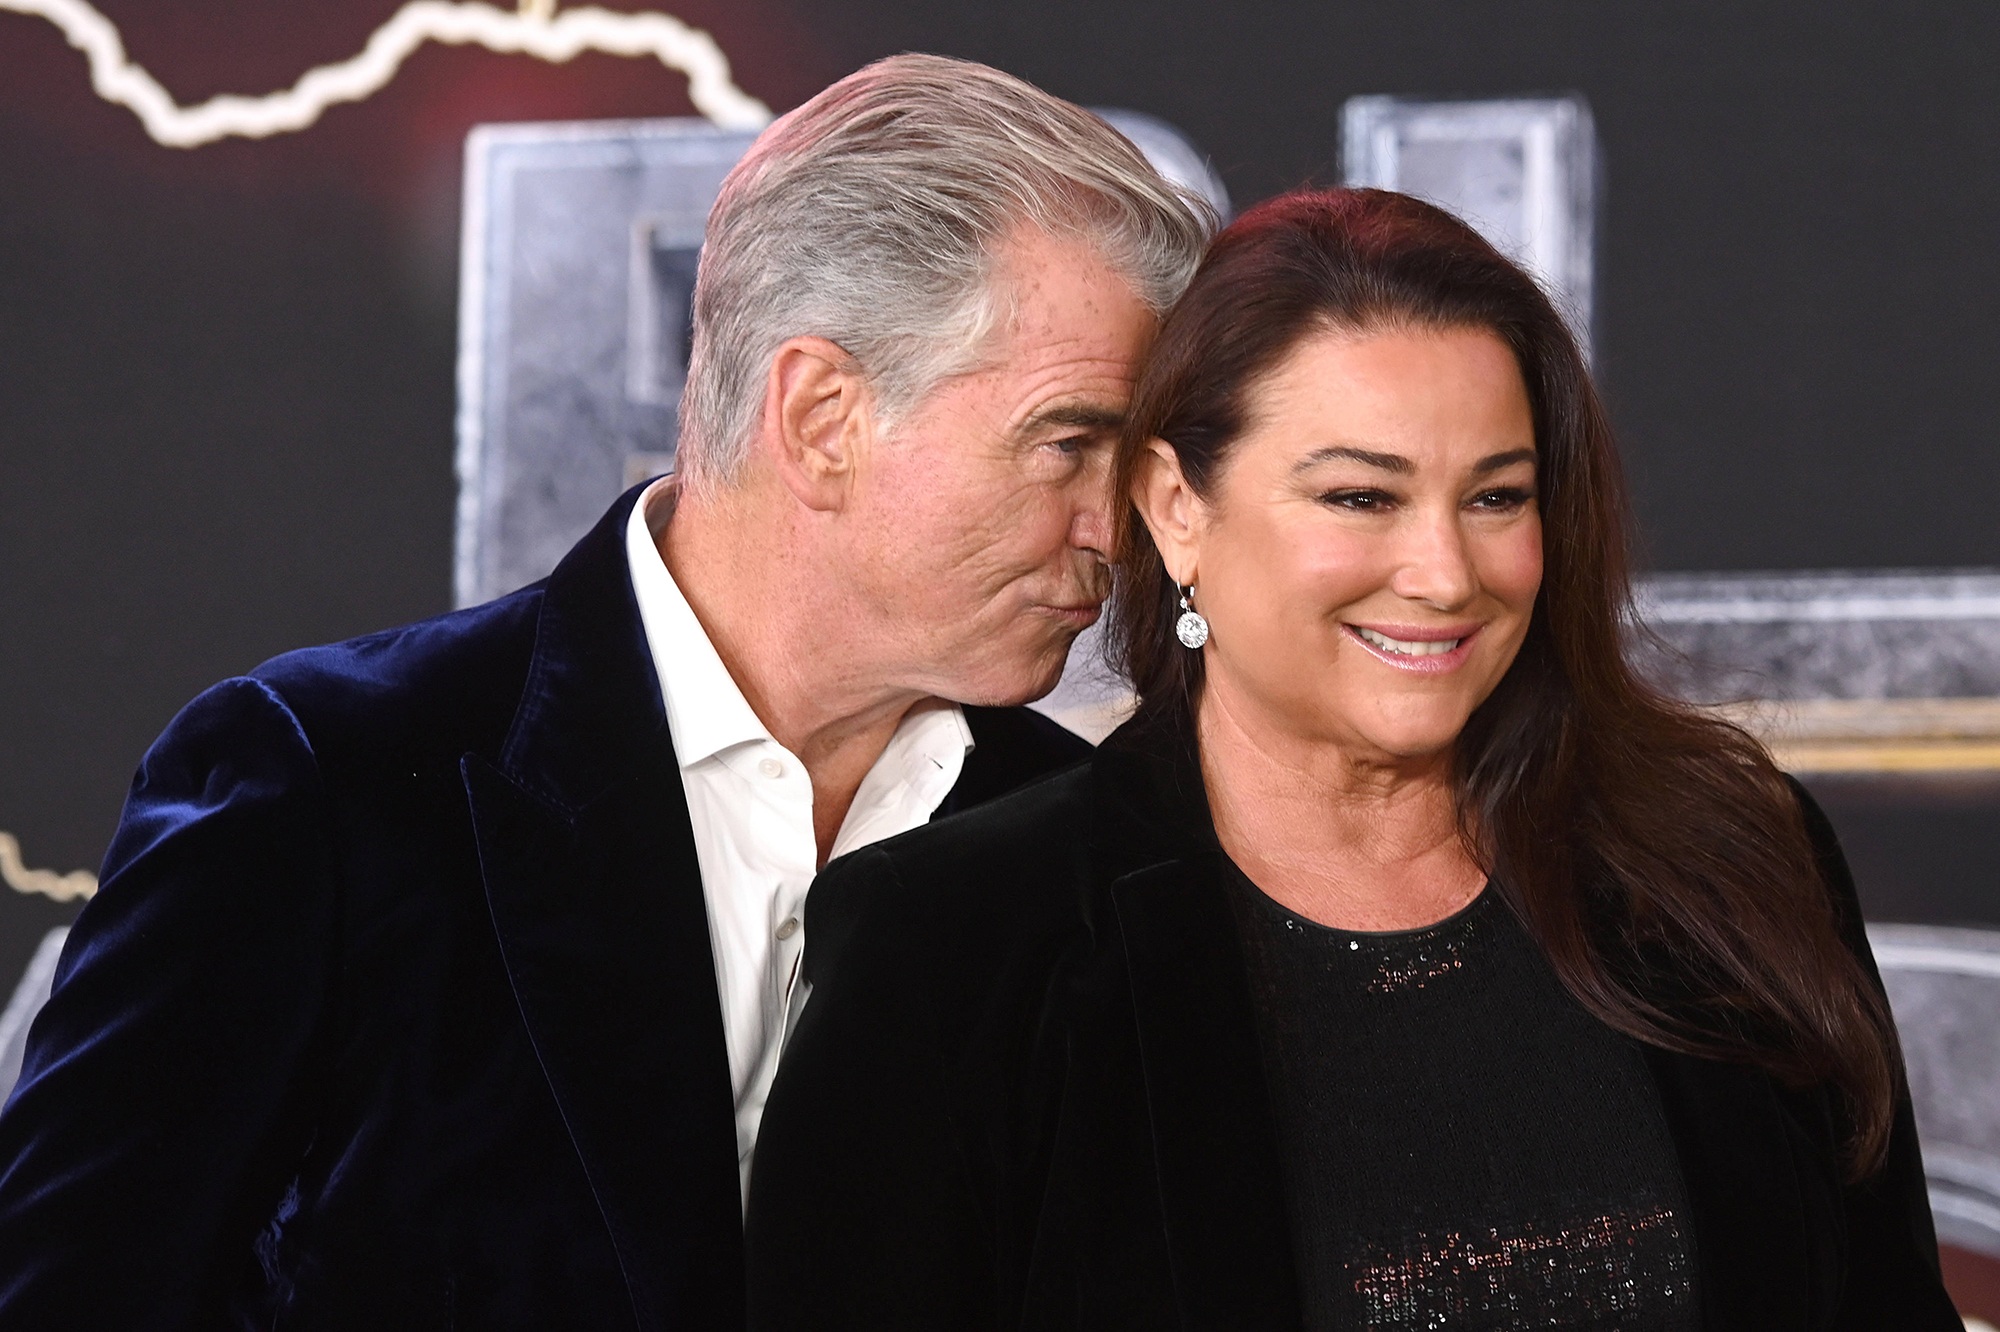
998, 357, 1138, 435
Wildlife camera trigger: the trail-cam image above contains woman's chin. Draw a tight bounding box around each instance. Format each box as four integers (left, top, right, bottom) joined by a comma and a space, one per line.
1363, 735, 1461, 766
1329, 711, 1474, 765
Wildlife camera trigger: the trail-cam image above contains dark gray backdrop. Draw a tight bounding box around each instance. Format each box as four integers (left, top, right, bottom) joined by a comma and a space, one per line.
2, 1, 1996, 982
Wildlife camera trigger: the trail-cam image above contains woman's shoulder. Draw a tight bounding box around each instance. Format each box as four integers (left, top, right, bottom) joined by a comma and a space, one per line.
814, 762, 1102, 941
1781, 773, 1873, 958
804, 719, 1205, 990
803, 743, 1189, 1000
890, 758, 1099, 875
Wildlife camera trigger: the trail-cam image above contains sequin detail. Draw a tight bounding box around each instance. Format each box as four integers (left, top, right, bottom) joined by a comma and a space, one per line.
1358, 912, 1477, 994
1348, 1203, 1693, 1330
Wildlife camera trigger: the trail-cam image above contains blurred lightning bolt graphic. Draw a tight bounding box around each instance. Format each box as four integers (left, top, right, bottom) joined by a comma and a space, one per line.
0, 0, 774, 147
0, 834, 94, 902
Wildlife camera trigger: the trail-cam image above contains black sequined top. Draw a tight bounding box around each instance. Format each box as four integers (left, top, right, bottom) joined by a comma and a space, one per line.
1226, 867, 1700, 1332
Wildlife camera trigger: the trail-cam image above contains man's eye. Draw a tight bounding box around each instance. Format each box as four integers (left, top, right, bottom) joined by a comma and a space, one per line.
1035, 434, 1093, 463
1320, 489, 1392, 511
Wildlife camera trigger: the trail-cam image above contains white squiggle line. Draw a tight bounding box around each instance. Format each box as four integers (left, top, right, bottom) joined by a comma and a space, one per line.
0, 833, 95, 903
0, 0, 773, 147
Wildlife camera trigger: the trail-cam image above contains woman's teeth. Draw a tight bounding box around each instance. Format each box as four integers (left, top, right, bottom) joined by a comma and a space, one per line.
1355, 627, 1463, 657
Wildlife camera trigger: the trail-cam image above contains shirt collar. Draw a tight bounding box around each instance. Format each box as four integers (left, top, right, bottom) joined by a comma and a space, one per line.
626, 478, 780, 768
833, 696, 974, 858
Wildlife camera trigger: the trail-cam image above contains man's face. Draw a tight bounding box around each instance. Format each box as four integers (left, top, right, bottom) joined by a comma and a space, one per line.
845, 230, 1155, 707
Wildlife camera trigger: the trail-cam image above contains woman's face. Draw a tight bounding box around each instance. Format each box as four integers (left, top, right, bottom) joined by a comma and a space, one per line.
1137, 325, 1543, 764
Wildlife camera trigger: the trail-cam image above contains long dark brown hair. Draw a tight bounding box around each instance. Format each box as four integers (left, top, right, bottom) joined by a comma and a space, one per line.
1111, 188, 1897, 1176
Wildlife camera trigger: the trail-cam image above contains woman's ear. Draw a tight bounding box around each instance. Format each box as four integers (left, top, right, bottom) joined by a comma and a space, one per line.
1130, 438, 1205, 584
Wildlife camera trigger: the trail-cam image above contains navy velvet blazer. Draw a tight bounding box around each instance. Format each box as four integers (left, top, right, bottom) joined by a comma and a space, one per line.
745, 719, 1962, 1331
0, 488, 1089, 1330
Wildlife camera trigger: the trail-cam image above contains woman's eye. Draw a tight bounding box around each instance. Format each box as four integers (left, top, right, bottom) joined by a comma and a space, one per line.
1470, 487, 1534, 511
1320, 489, 1393, 511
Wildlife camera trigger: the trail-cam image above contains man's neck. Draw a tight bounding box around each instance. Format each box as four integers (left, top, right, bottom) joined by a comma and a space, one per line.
660, 479, 928, 865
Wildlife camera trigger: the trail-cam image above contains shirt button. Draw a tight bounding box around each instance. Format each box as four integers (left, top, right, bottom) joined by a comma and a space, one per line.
775, 917, 800, 941
758, 757, 783, 779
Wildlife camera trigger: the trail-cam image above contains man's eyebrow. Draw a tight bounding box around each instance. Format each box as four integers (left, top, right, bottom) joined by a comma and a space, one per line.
1021, 403, 1126, 434
1293, 445, 1414, 475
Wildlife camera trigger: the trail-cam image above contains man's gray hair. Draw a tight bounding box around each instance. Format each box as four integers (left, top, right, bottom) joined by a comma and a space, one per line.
676, 54, 1215, 491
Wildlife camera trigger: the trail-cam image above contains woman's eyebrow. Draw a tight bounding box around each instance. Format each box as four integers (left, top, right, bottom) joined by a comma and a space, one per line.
1291, 445, 1537, 476
1292, 445, 1413, 475
1471, 448, 1538, 474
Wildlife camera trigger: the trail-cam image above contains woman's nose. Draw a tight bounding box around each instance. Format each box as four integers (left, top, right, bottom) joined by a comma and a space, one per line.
1387, 507, 1478, 610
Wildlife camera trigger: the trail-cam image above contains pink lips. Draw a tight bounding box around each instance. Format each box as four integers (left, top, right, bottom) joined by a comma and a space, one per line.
1343, 622, 1482, 675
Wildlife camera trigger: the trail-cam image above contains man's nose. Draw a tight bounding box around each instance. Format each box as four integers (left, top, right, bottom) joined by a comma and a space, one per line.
1387, 505, 1478, 610
1067, 451, 1117, 563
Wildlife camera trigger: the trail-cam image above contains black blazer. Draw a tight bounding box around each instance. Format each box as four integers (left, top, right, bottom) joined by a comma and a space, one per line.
745, 719, 1960, 1330
0, 487, 1088, 1331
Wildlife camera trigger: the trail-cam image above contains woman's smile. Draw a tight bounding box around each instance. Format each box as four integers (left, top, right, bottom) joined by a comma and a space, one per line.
1344, 622, 1483, 673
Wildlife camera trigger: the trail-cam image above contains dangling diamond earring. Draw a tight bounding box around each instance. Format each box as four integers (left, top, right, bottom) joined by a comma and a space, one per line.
1174, 585, 1210, 649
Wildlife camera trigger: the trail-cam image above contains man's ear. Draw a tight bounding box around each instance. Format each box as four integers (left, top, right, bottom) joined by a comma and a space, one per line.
1130, 438, 1205, 584
758, 337, 872, 512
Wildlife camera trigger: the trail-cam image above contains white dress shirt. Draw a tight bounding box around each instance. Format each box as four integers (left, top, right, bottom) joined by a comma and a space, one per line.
624, 479, 972, 1204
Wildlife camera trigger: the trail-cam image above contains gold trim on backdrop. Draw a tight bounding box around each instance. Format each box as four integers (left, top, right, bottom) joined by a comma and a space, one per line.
0, 834, 97, 903
1712, 698, 2000, 774
1039, 692, 2000, 774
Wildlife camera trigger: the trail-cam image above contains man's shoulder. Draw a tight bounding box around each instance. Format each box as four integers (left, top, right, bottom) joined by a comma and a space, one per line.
244, 584, 546, 767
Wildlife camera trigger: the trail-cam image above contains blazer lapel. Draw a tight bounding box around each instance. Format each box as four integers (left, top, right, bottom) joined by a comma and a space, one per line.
465, 489, 742, 1330
1113, 854, 1301, 1330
